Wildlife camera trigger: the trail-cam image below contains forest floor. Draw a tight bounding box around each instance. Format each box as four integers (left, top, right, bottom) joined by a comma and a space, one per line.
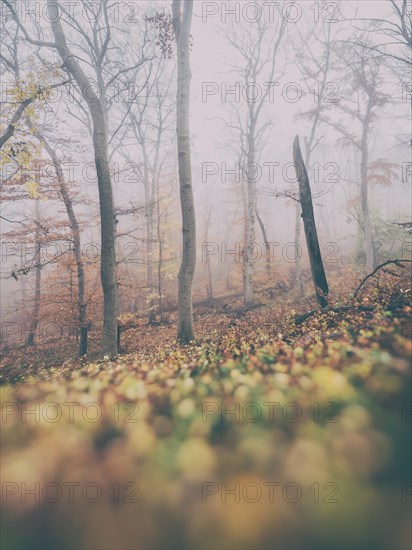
1, 268, 411, 550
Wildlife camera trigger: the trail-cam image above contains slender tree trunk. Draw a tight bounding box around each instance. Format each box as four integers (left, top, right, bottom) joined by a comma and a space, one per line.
204, 207, 213, 301
360, 119, 373, 272
223, 219, 233, 291
31, 128, 88, 356
92, 108, 118, 356
256, 208, 271, 280
156, 190, 164, 323
293, 136, 329, 307
173, 0, 196, 343
239, 174, 248, 295
148, 131, 163, 323
137, 138, 157, 324
27, 199, 41, 346
145, 185, 156, 324
294, 200, 304, 295
244, 201, 255, 305
147, 214, 155, 323
48, 0, 118, 356
244, 123, 257, 307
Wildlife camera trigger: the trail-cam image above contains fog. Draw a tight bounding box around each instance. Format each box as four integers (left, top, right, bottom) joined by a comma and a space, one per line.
1, 3, 412, 549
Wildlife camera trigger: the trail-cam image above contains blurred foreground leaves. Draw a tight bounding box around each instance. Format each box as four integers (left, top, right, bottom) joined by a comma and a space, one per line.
1, 281, 411, 549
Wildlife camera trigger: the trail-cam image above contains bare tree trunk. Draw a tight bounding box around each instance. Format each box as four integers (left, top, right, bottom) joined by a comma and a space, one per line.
47, 0, 118, 356
135, 137, 157, 325
223, 217, 234, 291
156, 189, 165, 323
293, 136, 329, 307
256, 208, 271, 280
145, 185, 156, 324
244, 208, 255, 305
239, 173, 248, 295
173, 0, 196, 343
26, 199, 41, 346
148, 125, 164, 324
30, 128, 88, 356
204, 207, 213, 301
244, 125, 257, 307
129, 63, 174, 324
361, 119, 374, 272
294, 201, 304, 295
225, 18, 285, 306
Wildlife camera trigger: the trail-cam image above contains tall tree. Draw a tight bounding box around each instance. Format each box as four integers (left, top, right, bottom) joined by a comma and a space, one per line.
3, 0, 153, 355
172, 0, 196, 343
223, 15, 286, 306
124, 57, 176, 324
28, 125, 88, 355
26, 197, 42, 345
46, 1, 117, 355
325, 41, 390, 271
